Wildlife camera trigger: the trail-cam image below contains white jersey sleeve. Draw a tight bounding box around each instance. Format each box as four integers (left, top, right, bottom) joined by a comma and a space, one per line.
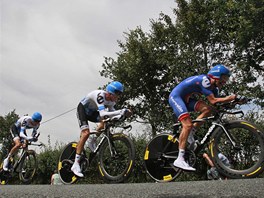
15, 116, 40, 139
81, 90, 124, 119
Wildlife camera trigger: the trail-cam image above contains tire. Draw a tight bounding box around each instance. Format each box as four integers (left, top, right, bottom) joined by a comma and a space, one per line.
58, 142, 79, 184
0, 164, 8, 185
210, 120, 264, 179
98, 133, 135, 183
19, 150, 37, 184
144, 133, 182, 182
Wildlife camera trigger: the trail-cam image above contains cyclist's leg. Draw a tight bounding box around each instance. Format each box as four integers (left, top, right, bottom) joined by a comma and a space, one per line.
169, 96, 195, 171
71, 103, 91, 177
191, 99, 212, 128
3, 126, 22, 171
96, 121, 105, 132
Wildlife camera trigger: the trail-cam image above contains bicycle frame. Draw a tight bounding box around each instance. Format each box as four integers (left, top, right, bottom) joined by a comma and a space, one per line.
84, 121, 132, 165
171, 109, 244, 155
11, 149, 27, 172
9, 142, 41, 172
198, 110, 244, 150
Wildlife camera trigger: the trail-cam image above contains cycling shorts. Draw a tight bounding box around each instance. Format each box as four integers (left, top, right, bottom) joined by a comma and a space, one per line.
169, 96, 202, 121
10, 125, 20, 141
77, 103, 100, 131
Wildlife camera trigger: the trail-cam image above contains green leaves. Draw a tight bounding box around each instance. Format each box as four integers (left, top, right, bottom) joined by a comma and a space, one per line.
100, 0, 263, 137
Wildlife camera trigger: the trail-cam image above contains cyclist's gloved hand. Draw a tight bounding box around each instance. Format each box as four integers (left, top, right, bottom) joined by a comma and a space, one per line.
111, 115, 123, 121
235, 95, 248, 104
32, 137, 38, 142
27, 136, 35, 141
120, 108, 132, 118
27, 136, 38, 142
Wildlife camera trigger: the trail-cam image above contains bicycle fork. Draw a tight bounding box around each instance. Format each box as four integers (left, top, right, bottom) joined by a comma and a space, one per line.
205, 123, 238, 148
93, 134, 117, 157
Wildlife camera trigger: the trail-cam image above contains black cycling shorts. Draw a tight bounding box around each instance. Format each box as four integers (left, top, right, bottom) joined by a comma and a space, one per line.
77, 103, 100, 131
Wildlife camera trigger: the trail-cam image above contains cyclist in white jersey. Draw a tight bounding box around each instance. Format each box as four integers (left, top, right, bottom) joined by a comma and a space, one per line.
2, 112, 42, 171
71, 81, 132, 177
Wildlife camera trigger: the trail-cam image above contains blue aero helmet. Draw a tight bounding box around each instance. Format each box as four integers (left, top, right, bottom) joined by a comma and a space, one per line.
32, 112, 42, 122
207, 64, 231, 79
106, 81, 124, 95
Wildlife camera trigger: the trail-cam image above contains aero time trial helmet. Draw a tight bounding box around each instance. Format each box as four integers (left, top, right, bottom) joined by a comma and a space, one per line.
32, 112, 42, 122
106, 81, 124, 95
207, 64, 231, 79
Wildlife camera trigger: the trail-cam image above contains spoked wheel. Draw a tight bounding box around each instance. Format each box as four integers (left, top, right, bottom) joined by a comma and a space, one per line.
0, 163, 10, 185
19, 150, 37, 184
58, 142, 79, 184
210, 120, 264, 179
98, 133, 135, 183
144, 133, 182, 182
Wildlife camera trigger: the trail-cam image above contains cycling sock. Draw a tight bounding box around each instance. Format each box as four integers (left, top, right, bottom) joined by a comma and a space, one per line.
6, 153, 11, 159
178, 149, 185, 161
74, 154, 81, 164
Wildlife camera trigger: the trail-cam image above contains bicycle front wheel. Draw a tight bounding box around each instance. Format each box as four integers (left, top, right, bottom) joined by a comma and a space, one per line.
98, 133, 135, 183
210, 120, 264, 179
144, 133, 181, 182
19, 150, 37, 184
58, 142, 79, 184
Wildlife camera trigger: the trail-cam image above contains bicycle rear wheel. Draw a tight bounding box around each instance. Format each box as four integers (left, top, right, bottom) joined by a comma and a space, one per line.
0, 164, 9, 185
98, 133, 135, 183
58, 142, 79, 184
144, 133, 181, 182
210, 120, 264, 179
19, 150, 37, 184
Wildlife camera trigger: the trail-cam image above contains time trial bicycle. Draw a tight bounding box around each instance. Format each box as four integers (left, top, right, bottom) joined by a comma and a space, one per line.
144, 98, 264, 182
0, 133, 42, 184
58, 117, 135, 184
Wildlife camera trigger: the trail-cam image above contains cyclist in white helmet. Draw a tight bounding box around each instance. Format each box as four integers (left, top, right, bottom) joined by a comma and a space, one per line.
71, 81, 132, 177
2, 112, 42, 171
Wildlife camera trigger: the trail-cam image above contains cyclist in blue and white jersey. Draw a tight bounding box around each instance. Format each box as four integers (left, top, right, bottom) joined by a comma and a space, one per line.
169, 64, 236, 171
2, 112, 42, 171
71, 81, 132, 177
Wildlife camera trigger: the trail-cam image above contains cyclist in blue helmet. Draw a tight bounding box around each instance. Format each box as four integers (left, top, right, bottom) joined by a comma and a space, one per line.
71, 81, 132, 177
169, 64, 236, 171
2, 112, 42, 171
207, 64, 231, 88
106, 81, 124, 95
32, 112, 42, 122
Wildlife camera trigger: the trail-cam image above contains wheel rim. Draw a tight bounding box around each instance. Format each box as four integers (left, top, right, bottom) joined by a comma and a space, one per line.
99, 136, 134, 180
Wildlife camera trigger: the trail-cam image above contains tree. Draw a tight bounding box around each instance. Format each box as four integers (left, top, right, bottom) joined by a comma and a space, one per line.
100, 0, 263, 137
0, 110, 19, 160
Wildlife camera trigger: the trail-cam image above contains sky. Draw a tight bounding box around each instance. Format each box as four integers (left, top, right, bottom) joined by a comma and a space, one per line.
0, 0, 176, 148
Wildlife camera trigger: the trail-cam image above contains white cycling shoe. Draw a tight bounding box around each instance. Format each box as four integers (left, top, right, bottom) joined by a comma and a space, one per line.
173, 159, 196, 171
71, 163, 84, 177
3, 158, 9, 171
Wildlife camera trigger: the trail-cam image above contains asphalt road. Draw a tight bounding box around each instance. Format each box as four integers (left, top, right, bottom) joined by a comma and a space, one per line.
1, 178, 264, 198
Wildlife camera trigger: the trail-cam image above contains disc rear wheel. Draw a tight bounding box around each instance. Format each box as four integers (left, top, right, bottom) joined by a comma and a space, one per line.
58, 142, 79, 184
144, 133, 181, 182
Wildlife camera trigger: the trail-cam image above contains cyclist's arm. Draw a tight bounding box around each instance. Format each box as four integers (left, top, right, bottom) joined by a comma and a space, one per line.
32, 124, 40, 136
207, 94, 236, 105
19, 128, 34, 141
203, 153, 215, 167
19, 130, 29, 140
99, 108, 124, 119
